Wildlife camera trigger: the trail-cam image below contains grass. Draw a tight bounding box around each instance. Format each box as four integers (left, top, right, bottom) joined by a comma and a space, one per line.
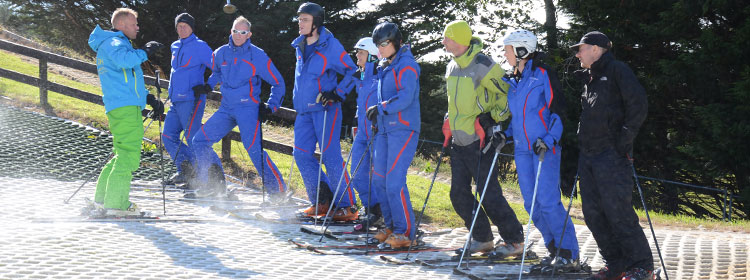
2, 48, 749, 234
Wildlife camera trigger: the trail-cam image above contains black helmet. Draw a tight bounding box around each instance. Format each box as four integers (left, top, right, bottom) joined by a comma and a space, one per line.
372, 22, 402, 49
297, 2, 324, 28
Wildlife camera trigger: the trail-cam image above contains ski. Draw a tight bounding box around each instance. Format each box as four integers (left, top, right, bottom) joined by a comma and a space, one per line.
380, 250, 538, 267
32, 214, 211, 223
287, 239, 458, 255
453, 267, 593, 279
301, 225, 452, 241
255, 213, 360, 225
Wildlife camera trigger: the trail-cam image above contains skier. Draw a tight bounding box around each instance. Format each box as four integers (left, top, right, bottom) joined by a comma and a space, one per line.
350, 37, 382, 224
571, 31, 653, 280
87, 8, 165, 216
500, 29, 580, 270
190, 16, 287, 198
366, 22, 421, 248
162, 13, 219, 187
440, 20, 525, 256
291, 2, 359, 221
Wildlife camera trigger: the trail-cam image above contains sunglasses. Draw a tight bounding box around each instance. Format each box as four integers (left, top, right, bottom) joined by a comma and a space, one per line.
232, 29, 250, 35
378, 40, 391, 47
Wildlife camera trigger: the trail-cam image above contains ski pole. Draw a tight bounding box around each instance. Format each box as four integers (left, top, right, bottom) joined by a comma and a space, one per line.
154, 70, 167, 216
551, 173, 579, 277
629, 153, 669, 280
405, 142, 448, 259
317, 136, 356, 234
518, 152, 545, 280
259, 116, 266, 204
318, 138, 373, 242
314, 105, 329, 225
364, 131, 375, 255
457, 150, 501, 269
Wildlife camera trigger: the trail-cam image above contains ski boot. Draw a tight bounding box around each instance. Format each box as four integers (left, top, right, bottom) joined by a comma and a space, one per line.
488, 242, 525, 260
622, 267, 655, 280
332, 206, 359, 221
361, 204, 384, 227
383, 233, 418, 249
184, 164, 226, 199
367, 227, 392, 245
586, 266, 625, 280
454, 238, 495, 255
103, 202, 143, 217
262, 190, 294, 207
80, 198, 103, 216
173, 161, 197, 189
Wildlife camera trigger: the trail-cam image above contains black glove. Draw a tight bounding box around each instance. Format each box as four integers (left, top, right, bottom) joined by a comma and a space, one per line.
477, 112, 496, 134
192, 84, 211, 99
141, 41, 165, 57
533, 138, 548, 155
146, 94, 164, 119
259, 103, 273, 122
490, 125, 506, 153
316, 90, 343, 104
616, 126, 634, 157
366, 105, 379, 124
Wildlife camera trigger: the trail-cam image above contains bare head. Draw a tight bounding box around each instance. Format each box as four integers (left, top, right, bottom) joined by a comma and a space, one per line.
231, 16, 252, 46
111, 8, 139, 39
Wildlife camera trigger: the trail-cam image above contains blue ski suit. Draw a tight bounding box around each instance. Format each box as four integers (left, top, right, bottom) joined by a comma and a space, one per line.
192, 36, 287, 193
163, 33, 217, 173
503, 58, 579, 259
291, 27, 358, 207
371, 45, 420, 239
350, 62, 379, 207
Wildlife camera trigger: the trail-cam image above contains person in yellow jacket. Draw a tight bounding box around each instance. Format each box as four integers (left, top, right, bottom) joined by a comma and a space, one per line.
441, 20, 524, 256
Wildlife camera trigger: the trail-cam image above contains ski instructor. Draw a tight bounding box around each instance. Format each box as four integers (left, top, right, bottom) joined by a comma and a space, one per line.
87, 7, 165, 216
571, 31, 653, 280
291, 2, 359, 221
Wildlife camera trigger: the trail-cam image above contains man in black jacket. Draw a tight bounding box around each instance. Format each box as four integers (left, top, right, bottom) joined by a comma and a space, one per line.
571, 31, 653, 280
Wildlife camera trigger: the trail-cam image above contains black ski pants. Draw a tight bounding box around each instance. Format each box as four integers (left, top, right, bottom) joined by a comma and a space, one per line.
578, 147, 654, 273
449, 140, 524, 243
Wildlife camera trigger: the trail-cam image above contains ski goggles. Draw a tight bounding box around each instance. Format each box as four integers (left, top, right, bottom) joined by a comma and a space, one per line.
378, 40, 391, 48
232, 29, 250, 35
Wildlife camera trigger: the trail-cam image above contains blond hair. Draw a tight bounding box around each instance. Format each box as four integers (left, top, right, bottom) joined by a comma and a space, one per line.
111, 8, 138, 27
233, 16, 251, 30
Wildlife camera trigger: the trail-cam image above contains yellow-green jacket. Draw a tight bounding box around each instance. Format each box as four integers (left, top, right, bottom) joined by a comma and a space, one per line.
446, 37, 510, 146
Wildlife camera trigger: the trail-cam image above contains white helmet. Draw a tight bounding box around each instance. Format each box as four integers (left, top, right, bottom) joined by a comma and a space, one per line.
503, 29, 537, 59
353, 37, 380, 60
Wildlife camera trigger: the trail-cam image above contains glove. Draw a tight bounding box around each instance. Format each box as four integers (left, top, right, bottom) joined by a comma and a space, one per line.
141, 41, 165, 57
146, 94, 164, 120
316, 90, 343, 104
366, 105, 379, 124
474, 118, 486, 149
192, 84, 211, 99
442, 116, 452, 148
476, 112, 495, 135
616, 126, 634, 157
533, 138, 548, 155
490, 125, 506, 153
259, 102, 273, 122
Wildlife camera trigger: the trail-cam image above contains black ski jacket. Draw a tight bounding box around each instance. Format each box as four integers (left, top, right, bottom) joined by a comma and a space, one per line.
575, 52, 647, 155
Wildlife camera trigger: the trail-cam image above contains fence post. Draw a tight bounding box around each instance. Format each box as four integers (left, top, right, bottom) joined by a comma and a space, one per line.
722, 188, 727, 222
221, 135, 232, 160
728, 191, 733, 221
38, 56, 52, 115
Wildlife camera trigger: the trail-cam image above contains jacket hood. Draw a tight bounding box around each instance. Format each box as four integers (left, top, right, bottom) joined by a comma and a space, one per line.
88, 25, 125, 52
453, 36, 484, 68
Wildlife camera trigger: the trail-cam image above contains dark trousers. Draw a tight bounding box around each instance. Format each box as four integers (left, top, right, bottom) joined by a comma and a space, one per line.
578, 148, 654, 273
450, 140, 523, 243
